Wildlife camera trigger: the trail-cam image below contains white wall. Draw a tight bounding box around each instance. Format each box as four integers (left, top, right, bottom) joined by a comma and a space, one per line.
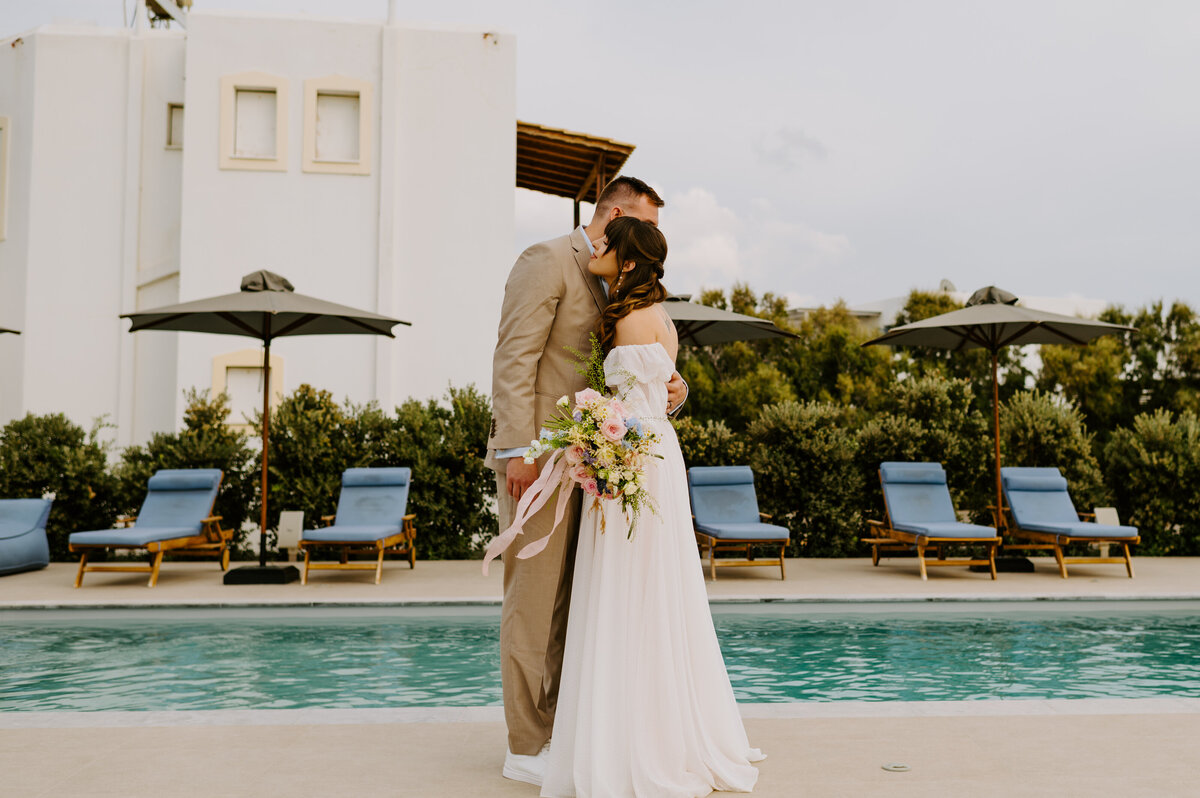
0, 31, 37, 422
387, 26, 515, 406
19, 28, 130, 432
176, 12, 386, 422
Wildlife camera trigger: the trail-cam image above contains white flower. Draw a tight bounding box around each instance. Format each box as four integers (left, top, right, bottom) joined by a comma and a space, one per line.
523, 455, 536, 465
557, 395, 570, 409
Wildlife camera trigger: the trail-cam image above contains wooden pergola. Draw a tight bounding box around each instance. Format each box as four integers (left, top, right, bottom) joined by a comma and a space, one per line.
516, 122, 636, 226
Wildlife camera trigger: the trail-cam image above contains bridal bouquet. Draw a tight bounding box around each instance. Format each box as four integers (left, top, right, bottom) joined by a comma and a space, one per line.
481, 357, 662, 575
523, 389, 660, 526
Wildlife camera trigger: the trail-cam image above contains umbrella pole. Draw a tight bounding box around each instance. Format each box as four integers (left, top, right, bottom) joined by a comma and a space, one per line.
991, 350, 1004, 534
260, 336, 270, 568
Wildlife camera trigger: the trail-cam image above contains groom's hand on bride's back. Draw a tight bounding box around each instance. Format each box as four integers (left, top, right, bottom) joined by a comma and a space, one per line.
507, 458, 539, 501
665, 372, 688, 415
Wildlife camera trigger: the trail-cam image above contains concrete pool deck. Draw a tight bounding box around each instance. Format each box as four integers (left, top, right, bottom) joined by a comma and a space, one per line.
4, 556, 1200, 608
3, 557, 1200, 796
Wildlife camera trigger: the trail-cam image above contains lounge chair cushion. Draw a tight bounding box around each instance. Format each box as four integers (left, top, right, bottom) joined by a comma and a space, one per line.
1014, 521, 1139, 539
301, 524, 403, 544
1002, 466, 1139, 539
879, 462, 949, 485
694, 521, 790, 541
334, 468, 411, 527
0, 499, 52, 576
135, 469, 223, 531
880, 462, 956, 525
0, 499, 52, 540
688, 466, 764, 526
892, 521, 998, 539
69, 526, 202, 547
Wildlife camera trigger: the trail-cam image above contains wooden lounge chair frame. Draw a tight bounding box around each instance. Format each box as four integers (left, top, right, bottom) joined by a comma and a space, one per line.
693, 511, 787, 580
299, 513, 416, 585
69, 514, 231, 588
1000, 468, 1139, 579
864, 468, 998, 581
1003, 509, 1138, 579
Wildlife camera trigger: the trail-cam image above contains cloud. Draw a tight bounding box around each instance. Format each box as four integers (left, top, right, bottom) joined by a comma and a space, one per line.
662, 188, 851, 302
754, 126, 829, 171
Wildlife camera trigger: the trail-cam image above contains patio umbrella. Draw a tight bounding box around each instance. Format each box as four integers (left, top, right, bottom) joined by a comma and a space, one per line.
863, 285, 1133, 531
665, 295, 799, 346
122, 270, 409, 583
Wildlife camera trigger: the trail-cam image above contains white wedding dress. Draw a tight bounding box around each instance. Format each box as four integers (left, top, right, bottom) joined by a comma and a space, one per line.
541, 343, 764, 798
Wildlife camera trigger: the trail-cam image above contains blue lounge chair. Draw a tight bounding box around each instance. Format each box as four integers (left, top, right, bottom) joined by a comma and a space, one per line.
68, 469, 227, 587
687, 466, 790, 580
866, 462, 999, 580
1001, 466, 1139, 579
0, 498, 53, 576
298, 468, 416, 584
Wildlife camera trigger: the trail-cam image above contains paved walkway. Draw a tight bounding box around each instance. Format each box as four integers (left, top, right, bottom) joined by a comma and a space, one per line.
3, 558, 1199, 796
4, 556, 1199, 608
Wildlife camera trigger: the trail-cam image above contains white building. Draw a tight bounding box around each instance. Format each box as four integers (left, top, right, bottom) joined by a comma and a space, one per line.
0, 6, 519, 445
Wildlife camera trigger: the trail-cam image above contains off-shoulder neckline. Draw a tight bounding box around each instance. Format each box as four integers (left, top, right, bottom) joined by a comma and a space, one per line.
606, 342, 673, 359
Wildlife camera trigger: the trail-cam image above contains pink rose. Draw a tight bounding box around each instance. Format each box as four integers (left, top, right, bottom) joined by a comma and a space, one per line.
569, 465, 591, 484
575, 388, 602, 405
600, 417, 627, 442
582, 477, 599, 496
607, 398, 627, 419
565, 445, 586, 465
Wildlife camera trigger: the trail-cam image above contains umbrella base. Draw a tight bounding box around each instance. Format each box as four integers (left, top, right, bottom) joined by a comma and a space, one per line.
969, 556, 1035, 574
223, 565, 300, 585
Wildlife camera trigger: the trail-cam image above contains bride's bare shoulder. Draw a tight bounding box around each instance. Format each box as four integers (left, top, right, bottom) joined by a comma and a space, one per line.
613, 306, 663, 346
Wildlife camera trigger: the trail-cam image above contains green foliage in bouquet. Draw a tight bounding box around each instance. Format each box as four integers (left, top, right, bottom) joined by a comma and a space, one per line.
566, 332, 607, 394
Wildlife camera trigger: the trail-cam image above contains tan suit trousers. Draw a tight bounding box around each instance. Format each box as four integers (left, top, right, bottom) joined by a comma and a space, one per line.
496, 470, 581, 755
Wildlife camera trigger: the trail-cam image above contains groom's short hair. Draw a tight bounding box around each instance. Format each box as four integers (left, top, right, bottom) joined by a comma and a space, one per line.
596, 176, 664, 215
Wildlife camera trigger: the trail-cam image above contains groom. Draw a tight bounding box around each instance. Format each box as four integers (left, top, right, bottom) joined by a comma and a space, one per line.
487, 176, 685, 785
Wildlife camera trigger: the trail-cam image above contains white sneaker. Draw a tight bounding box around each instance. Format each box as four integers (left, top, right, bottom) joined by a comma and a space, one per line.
503, 741, 551, 786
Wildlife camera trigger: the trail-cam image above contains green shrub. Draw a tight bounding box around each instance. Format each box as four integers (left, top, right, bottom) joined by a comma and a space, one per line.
114, 390, 258, 550
747, 401, 861, 556
1000, 390, 1105, 508
0, 413, 118, 559
379, 385, 496, 560
259, 383, 495, 560
672, 417, 749, 468
1103, 409, 1200, 555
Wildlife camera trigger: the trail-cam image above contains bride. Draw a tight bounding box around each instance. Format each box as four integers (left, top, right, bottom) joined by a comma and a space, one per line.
540, 216, 764, 798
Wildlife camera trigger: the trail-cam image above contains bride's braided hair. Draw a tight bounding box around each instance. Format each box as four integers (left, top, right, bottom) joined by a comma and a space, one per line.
596, 216, 669, 353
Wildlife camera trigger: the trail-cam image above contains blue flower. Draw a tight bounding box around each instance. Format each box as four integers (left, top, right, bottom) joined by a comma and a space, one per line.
573, 410, 583, 423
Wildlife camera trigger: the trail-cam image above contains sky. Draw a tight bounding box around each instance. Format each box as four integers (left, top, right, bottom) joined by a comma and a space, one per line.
6, 0, 1200, 311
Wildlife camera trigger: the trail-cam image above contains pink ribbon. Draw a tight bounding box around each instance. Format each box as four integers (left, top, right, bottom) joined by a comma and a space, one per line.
482, 451, 576, 576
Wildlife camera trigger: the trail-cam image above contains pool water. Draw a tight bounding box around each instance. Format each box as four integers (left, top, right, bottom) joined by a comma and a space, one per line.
2, 603, 1199, 712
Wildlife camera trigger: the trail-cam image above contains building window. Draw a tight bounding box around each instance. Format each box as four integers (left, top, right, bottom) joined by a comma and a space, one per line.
166, 103, 184, 149
211, 349, 284, 430
219, 72, 288, 172
0, 117, 9, 241
303, 76, 372, 175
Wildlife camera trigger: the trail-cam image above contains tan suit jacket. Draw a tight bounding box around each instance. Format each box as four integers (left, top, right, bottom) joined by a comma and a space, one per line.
486, 228, 606, 471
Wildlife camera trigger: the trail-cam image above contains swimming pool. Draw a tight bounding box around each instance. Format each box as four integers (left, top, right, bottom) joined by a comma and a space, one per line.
3, 602, 1198, 712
